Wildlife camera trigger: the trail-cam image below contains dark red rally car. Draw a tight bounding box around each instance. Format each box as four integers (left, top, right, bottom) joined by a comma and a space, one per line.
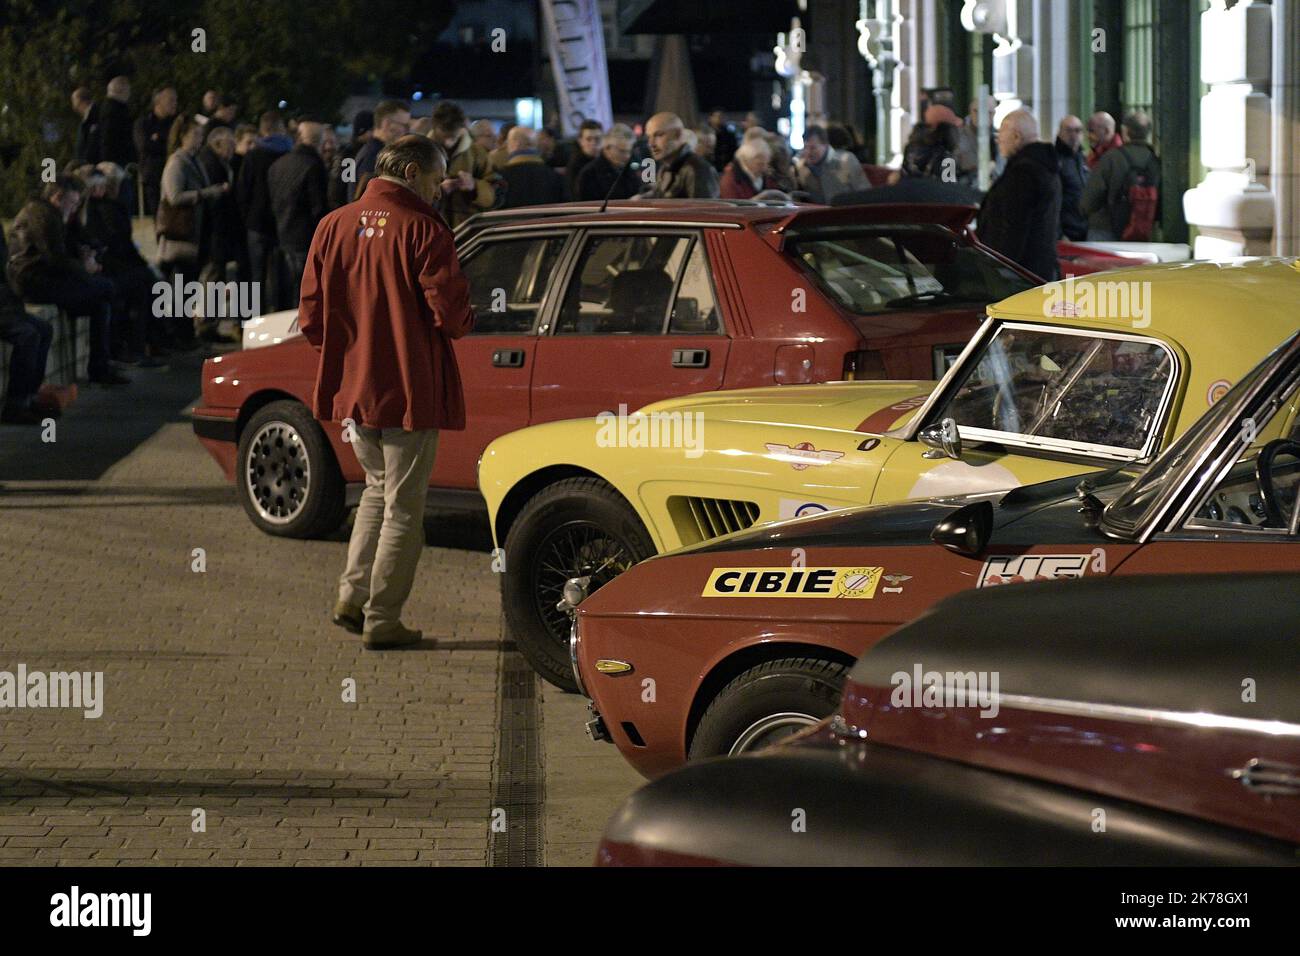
191, 199, 1039, 538
595, 572, 1300, 866
570, 330, 1300, 777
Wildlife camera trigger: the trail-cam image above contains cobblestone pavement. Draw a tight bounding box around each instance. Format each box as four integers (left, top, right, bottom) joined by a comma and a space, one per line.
0, 351, 642, 866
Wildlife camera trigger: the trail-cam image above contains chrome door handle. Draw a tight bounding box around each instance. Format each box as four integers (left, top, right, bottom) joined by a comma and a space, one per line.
1227, 758, 1300, 796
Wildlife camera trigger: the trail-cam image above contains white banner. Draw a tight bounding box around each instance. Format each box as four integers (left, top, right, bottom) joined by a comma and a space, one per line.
540, 0, 614, 136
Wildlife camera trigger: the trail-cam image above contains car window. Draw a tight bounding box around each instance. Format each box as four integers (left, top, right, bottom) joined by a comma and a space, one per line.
554, 233, 689, 335
463, 236, 566, 334
790, 226, 1033, 315
668, 240, 721, 334
938, 325, 1174, 456
1186, 403, 1300, 533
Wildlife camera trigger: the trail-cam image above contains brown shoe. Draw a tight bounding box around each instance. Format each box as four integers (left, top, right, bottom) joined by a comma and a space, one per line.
36, 383, 77, 412
331, 600, 364, 635
363, 623, 423, 650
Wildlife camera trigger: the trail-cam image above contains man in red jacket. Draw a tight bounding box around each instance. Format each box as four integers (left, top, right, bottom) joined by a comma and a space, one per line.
299, 135, 475, 649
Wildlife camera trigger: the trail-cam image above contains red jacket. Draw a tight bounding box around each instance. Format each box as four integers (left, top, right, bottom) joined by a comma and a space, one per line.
719, 162, 761, 199
299, 178, 474, 431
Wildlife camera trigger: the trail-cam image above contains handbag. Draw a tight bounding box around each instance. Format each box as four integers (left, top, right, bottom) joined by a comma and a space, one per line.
155, 152, 206, 241
155, 198, 195, 241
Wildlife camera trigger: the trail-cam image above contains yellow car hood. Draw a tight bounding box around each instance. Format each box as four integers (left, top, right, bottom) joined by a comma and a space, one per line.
635, 380, 936, 434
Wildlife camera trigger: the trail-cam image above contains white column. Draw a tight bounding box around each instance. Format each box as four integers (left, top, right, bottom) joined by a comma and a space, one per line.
1182, 0, 1276, 257
1272, 0, 1300, 255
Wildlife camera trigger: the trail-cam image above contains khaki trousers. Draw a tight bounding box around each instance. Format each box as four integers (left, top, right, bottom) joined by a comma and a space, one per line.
338, 426, 439, 632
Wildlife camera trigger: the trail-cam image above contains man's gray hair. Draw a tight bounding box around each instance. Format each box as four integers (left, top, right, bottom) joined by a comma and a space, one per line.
376, 134, 446, 179
1122, 110, 1151, 143
603, 123, 635, 149
735, 138, 771, 165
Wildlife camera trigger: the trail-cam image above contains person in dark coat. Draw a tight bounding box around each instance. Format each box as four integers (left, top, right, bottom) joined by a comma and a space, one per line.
706, 110, 738, 173
267, 121, 329, 307
349, 100, 410, 201
7, 177, 129, 385
329, 110, 372, 210
82, 163, 172, 361
976, 110, 1061, 281
575, 124, 638, 202
71, 87, 101, 167
133, 86, 177, 215
564, 120, 603, 200
235, 110, 292, 298
197, 125, 244, 293
497, 127, 565, 208
0, 228, 64, 424
1080, 111, 1161, 241
1055, 115, 1089, 241
645, 112, 720, 199
99, 78, 137, 186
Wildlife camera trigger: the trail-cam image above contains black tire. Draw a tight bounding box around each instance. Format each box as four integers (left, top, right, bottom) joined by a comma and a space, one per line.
236, 400, 347, 539
688, 657, 849, 760
502, 477, 655, 691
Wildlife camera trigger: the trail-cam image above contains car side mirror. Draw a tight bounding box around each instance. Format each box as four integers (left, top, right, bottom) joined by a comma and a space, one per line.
931, 500, 993, 556
919, 417, 963, 461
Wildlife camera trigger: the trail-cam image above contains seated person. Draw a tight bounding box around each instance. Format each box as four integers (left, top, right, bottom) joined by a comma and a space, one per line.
7, 176, 129, 385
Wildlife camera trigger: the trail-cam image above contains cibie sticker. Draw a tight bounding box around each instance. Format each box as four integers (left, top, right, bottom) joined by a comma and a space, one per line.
778, 499, 830, 520
978, 553, 1094, 588
702, 566, 883, 599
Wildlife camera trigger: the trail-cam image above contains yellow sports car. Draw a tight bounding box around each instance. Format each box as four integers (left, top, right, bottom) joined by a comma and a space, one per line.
479, 258, 1300, 688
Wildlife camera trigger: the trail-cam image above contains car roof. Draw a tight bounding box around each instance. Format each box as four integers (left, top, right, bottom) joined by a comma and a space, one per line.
989, 257, 1300, 343
454, 199, 980, 238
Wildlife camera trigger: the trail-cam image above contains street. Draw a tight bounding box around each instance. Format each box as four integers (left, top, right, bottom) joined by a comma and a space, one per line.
0, 350, 642, 866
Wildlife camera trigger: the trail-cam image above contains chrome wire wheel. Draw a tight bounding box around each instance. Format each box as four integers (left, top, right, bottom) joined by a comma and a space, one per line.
531, 520, 635, 652
244, 420, 312, 525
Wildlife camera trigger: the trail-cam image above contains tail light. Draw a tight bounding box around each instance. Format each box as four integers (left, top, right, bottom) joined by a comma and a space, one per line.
843, 349, 885, 380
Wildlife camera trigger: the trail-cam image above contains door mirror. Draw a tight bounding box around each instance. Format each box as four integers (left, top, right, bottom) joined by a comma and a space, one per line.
931, 500, 993, 556
919, 417, 963, 461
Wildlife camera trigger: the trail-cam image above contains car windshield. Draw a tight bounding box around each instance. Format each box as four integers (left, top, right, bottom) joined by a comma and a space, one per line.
789, 225, 1033, 315
936, 323, 1175, 458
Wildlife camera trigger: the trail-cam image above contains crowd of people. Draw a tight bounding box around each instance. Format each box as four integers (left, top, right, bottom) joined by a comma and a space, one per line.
0, 73, 1161, 428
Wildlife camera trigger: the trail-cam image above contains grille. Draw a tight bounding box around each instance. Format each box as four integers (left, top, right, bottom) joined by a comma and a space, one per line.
670, 495, 761, 545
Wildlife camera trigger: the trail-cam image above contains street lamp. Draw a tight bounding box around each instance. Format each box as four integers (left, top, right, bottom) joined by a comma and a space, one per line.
857, 0, 903, 166
775, 18, 811, 150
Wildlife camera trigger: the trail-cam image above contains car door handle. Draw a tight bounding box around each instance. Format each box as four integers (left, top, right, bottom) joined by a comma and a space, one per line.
1227, 758, 1300, 796
672, 348, 709, 369
492, 349, 525, 368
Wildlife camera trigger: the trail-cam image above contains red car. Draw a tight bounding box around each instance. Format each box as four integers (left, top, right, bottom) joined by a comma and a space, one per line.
192, 199, 1039, 537
571, 330, 1300, 777
597, 572, 1300, 866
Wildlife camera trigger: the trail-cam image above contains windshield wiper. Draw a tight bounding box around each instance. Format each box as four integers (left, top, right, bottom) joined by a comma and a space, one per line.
884, 290, 970, 309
